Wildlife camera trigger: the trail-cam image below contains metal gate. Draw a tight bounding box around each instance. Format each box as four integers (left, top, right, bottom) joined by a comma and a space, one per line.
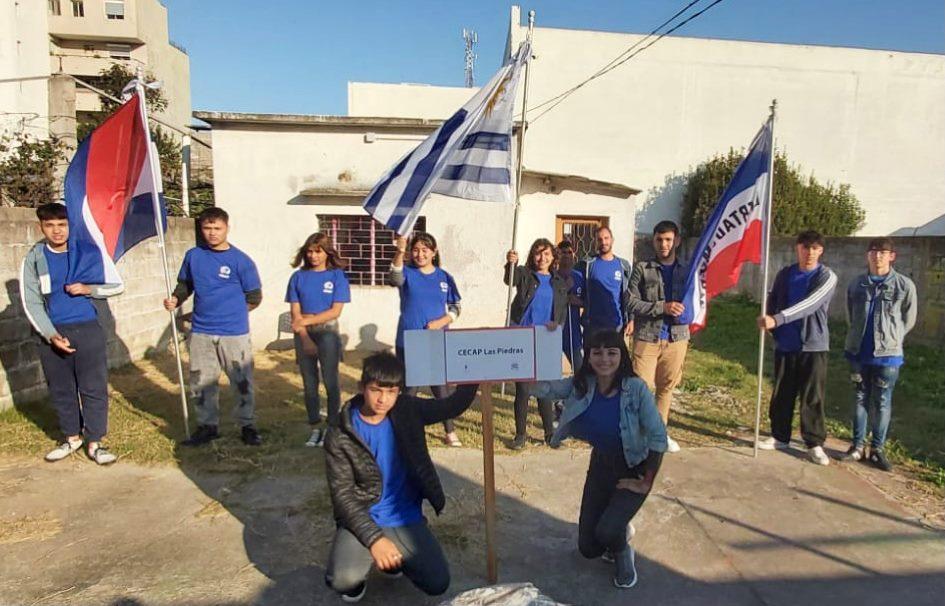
556, 216, 608, 261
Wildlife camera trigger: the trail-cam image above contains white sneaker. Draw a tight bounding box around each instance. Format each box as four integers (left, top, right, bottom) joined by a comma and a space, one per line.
305, 427, 325, 448
45, 439, 83, 462
88, 445, 117, 466
666, 436, 681, 453
808, 445, 830, 466
756, 436, 790, 451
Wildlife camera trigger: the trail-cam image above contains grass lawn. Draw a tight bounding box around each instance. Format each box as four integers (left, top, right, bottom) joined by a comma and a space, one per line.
1, 295, 941, 493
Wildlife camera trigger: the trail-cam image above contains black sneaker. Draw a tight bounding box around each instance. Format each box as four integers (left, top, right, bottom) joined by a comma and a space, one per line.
182, 425, 219, 447
341, 582, 366, 603
841, 445, 864, 462
241, 425, 262, 446
869, 449, 892, 472
510, 434, 526, 451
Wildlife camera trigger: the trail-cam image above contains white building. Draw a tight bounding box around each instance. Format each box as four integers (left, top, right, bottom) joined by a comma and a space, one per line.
350, 6, 945, 237
194, 111, 637, 350
0, 1, 50, 138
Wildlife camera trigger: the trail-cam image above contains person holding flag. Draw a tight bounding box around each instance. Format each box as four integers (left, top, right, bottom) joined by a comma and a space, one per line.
20, 203, 123, 465
756, 231, 838, 466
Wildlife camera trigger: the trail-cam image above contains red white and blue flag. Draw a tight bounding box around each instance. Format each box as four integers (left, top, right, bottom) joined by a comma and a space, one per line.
65, 91, 166, 286
678, 119, 773, 332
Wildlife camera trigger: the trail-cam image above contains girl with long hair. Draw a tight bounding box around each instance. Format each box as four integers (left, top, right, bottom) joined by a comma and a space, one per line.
389, 231, 463, 446
504, 238, 569, 449
286, 232, 351, 447
532, 329, 667, 589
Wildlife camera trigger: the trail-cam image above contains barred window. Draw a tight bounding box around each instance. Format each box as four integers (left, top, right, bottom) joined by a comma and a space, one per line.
319, 215, 427, 286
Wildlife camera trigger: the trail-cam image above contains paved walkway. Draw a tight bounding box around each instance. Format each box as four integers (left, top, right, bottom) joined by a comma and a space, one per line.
1, 445, 942, 605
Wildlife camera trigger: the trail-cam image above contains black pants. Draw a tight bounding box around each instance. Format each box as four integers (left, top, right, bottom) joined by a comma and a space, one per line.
37, 320, 109, 442
396, 346, 456, 433
578, 449, 660, 558
769, 351, 828, 448
513, 382, 554, 440
325, 522, 450, 596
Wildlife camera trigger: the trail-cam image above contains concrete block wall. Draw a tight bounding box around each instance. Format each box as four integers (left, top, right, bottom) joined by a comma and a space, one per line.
634, 235, 945, 347
0, 207, 195, 411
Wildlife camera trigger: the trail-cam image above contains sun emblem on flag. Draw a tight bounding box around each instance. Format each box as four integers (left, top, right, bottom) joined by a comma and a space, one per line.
485, 72, 513, 117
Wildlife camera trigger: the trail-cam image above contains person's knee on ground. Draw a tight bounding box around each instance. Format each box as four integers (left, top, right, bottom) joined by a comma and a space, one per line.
594, 516, 630, 555
409, 565, 450, 596
578, 532, 606, 559
324, 567, 367, 596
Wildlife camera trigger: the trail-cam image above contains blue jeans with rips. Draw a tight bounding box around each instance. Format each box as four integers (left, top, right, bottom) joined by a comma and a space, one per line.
851, 364, 900, 450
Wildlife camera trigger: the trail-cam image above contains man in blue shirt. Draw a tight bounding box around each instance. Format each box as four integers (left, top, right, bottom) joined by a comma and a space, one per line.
756, 231, 838, 466
841, 237, 917, 471
164, 208, 263, 446
324, 353, 478, 602
574, 226, 633, 338
20, 203, 123, 465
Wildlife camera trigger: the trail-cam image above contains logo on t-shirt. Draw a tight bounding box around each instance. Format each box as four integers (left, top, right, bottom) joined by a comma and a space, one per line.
440, 281, 448, 293
218, 265, 232, 279
613, 270, 621, 281
323, 281, 334, 294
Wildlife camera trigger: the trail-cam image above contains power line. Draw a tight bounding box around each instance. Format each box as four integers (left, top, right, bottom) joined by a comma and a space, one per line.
527, 0, 727, 124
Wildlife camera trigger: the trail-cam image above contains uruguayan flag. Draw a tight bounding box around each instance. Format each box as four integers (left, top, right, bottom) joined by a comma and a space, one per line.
363, 40, 531, 235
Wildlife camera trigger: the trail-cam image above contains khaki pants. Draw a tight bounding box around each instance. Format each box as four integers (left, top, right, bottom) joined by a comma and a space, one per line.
632, 339, 689, 423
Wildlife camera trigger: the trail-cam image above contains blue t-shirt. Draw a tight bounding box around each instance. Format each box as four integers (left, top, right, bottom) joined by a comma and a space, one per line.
351, 407, 423, 528
284, 268, 351, 314
568, 389, 622, 453
178, 245, 261, 336
43, 246, 97, 326
584, 257, 623, 330
519, 272, 553, 327
658, 262, 676, 341
396, 266, 461, 348
846, 274, 904, 368
562, 269, 583, 359
773, 264, 819, 353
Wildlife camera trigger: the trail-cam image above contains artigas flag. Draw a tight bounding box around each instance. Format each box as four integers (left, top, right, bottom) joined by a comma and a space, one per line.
363, 40, 531, 235
678, 119, 773, 332
65, 90, 166, 286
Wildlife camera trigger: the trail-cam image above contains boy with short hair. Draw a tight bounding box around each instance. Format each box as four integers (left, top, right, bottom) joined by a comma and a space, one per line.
163, 207, 263, 446
841, 237, 917, 471
323, 352, 478, 602
756, 230, 838, 466
20, 202, 123, 465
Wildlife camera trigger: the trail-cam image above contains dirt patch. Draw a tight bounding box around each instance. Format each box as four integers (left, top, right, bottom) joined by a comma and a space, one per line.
0, 512, 62, 545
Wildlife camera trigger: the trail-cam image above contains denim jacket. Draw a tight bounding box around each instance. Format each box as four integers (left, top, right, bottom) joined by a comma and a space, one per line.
532, 375, 667, 467
626, 259, 690, 342
844, 268, 917, 359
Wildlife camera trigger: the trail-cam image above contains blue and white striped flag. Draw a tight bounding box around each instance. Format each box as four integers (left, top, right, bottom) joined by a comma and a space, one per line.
363, 40, 531, 235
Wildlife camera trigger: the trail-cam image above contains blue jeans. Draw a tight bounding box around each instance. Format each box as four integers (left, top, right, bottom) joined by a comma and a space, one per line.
295, 329, 342, 426
851, 364, 900, 450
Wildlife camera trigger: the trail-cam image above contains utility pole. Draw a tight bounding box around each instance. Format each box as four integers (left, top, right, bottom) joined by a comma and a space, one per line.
463, 28, 478, 88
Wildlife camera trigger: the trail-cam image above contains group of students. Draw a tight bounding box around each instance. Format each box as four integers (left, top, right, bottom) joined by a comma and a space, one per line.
21, 203, 918, 600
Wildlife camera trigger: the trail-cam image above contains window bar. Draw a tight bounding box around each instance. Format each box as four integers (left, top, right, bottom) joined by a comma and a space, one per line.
369, 219, 376, 286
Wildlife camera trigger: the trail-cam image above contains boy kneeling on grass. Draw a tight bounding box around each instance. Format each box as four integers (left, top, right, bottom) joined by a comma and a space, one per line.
324, 352, 478, 602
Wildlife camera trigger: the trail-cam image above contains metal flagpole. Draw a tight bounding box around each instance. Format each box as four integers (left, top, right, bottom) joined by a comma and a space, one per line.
501, 10, 535, 398
135, 69, 191, 440
753, 99, 777, 458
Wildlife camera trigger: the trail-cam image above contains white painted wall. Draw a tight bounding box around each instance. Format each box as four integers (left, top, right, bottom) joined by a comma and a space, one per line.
350, 22, 945, 236
208, 121, 632, 350
0, 0, 49, 138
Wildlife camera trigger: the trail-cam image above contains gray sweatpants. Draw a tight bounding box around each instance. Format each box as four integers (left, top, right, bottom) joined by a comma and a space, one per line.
188, 332, 255, 428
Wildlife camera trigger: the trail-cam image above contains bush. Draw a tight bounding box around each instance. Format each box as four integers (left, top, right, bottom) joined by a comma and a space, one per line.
682, 150, 866, 237
0, 133, 66, 207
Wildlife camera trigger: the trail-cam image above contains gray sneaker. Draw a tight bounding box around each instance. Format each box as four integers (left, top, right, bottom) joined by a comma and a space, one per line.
841, 445, 864, 461
613, 545, 638, 589
305, 427, 326, 448
89, 445, 117, 466
45, 439, 83, 462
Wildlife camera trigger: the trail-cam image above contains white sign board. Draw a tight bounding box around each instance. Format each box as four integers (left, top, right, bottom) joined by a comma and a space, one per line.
404, 326, 564, 386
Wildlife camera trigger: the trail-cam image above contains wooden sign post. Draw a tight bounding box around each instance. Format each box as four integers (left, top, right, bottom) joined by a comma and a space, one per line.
403, 326, 563, 584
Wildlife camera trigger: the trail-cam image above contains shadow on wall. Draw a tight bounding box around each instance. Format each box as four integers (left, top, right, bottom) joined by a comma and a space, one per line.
635, 173, 688, 235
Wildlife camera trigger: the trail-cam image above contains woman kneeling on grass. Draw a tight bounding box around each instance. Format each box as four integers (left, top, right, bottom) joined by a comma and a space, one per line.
532, 329, 667, 589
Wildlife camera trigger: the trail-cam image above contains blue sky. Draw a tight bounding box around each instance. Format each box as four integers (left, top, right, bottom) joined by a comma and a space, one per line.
163, 0, 945, 118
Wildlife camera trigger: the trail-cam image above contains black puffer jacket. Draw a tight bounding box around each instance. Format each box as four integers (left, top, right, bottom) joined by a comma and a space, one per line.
324, 384, 479, 548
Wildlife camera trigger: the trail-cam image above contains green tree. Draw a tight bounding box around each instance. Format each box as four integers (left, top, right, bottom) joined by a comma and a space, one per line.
0, 132, 66, 207
681, 150, 866, 237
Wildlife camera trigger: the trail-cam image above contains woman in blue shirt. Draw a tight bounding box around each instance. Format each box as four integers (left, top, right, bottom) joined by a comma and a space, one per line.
286, 232, 351, 447
504, 238, 569, 450
388, 232, 463, 446
532, 330, 668, 589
